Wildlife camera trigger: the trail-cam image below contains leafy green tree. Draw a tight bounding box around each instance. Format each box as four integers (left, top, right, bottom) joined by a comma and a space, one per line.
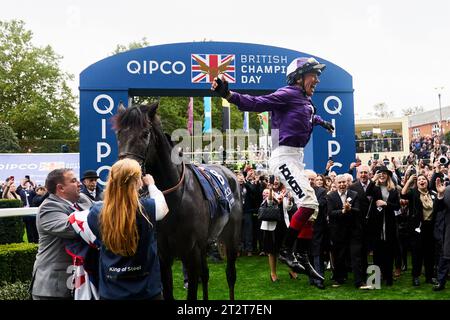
111, 37, 150, 56
0, 123, 20, 153
0, 20, 78, 139
370, 102, 395, 118
444, 131, 450, 144
401, 106, 424, 117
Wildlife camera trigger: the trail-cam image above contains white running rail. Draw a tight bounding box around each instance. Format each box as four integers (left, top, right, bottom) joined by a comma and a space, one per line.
0, 208, 38, 218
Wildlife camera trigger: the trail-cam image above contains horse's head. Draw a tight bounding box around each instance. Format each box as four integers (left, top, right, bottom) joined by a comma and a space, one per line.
113, 102, 160, 171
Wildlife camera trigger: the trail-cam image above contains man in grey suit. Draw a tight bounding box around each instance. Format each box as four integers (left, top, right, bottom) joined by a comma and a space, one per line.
31, 168, 94, 300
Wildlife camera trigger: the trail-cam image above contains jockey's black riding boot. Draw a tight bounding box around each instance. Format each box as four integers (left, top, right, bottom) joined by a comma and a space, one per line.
278, 228, 305, 273
296, 252, 324, 281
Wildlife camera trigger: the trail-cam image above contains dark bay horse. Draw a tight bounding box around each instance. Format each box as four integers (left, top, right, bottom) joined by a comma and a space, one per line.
114, 102, 242, 300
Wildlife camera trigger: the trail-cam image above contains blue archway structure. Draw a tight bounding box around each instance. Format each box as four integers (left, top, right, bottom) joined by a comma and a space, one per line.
80, 42, 354, 184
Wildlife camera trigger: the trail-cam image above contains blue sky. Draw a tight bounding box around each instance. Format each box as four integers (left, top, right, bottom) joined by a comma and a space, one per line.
2, 0, 449, 118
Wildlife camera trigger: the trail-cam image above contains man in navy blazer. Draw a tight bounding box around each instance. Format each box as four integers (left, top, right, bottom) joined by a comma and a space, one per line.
327, 174, 368, 289
348, 165, 375, 280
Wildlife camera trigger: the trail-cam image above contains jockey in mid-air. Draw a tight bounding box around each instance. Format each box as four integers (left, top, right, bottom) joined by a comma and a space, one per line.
212, 57, 334, 280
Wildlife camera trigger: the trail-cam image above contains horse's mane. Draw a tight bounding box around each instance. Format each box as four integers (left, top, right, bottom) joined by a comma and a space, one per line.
112, 103, 174, 152
113, 105, 151, 132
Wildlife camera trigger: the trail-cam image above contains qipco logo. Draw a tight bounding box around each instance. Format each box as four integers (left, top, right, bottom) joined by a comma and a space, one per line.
127, 60, 186, 75
91, 94, 114, 186
324, 95, 343, 169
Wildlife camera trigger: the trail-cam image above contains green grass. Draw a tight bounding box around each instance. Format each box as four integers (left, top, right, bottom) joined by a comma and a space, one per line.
171, 255, 450, 300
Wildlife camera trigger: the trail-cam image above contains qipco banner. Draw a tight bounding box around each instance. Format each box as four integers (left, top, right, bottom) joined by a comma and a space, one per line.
80, 42, 354, 184
0, 153, 80, 186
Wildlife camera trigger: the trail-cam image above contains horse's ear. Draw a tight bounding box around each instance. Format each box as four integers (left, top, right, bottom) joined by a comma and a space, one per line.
117, 101, 126, 114
147, 102, 159, 119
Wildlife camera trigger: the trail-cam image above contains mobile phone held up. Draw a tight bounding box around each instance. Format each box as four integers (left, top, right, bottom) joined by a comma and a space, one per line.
269, 175, 275, 185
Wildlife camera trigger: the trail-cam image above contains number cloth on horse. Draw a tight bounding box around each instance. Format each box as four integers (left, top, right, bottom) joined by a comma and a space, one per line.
189, 164, 235, 219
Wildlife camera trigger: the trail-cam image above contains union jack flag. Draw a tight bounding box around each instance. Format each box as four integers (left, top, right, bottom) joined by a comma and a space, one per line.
191, 54, 236, 83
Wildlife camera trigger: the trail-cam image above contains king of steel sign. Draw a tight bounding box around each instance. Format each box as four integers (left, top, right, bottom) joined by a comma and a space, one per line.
80, 42, 354, 184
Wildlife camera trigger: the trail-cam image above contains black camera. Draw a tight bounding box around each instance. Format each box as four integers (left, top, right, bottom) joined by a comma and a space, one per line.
438, 155, 448, 165
409, 168, 416, 175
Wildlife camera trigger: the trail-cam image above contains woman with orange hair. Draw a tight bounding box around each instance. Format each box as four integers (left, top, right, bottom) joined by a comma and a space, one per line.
87, 158, 169, 300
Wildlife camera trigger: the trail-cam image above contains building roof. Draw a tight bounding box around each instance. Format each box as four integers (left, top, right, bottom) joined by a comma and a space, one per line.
408, 105, 450, 127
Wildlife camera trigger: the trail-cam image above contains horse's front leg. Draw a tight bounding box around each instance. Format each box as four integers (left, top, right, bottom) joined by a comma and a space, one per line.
185, 245, 202, 300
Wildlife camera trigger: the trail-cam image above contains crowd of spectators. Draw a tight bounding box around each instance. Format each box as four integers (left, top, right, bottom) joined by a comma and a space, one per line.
409, 133, 448, 164
234, 136, 450, 291
0, 170, 103, 244
2, 134, 450, 294
0, 175, 45, 243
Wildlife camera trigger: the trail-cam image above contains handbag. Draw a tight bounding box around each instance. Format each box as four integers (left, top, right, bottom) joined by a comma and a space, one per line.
258, 201, 281, 222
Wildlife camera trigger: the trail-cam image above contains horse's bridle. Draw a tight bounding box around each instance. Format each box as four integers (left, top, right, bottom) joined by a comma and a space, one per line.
118, 151, 147, 175
118, 151, 146, 162
118, 151, 185, 196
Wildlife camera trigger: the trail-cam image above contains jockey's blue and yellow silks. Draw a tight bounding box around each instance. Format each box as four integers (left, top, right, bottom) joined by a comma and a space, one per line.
86, 198, 162, 300
228, 86, 325, 148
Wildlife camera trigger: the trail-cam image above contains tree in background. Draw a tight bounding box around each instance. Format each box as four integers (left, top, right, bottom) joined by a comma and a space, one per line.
369, 102, 395, 118
401, 106, 424, 116
0, 123, 21, 153
0, 20, 78, 140
111, 37, 150, 55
